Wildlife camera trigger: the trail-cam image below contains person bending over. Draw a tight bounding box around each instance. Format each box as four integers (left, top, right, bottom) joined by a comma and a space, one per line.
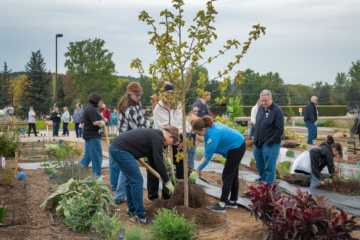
109, 126, 177, 224
189, 116, 246, 213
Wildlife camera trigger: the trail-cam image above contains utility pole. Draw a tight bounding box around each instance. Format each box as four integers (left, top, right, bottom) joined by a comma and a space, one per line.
55, 34, 63, 105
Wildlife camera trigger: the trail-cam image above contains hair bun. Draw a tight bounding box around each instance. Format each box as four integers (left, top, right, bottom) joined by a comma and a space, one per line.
203, 116, 213, 128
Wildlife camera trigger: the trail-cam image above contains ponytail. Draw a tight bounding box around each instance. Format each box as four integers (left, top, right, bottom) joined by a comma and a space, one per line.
332, 142, 343, 158
192, 116, 213, 131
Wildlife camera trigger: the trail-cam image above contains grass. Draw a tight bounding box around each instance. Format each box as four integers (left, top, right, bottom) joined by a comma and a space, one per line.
35, 121, 75, 130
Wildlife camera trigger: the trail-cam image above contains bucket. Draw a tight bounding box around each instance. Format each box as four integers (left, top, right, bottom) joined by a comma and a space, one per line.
343, 147, 348, 161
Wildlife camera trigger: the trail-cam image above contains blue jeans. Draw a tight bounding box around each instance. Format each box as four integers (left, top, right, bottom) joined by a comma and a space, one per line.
253, 143, 281, 185
62, 122, 69, 135
79, 127, 83, 138
305, 120, 317, 145
75, 123, 80, 137
310, 172, 320, 188
53, 122, 60, 137
187, 146, 196, 169
109, 154, 120, 190
109, 144, 145, 219
115, 170, 126, 201
79, 138, 103, 177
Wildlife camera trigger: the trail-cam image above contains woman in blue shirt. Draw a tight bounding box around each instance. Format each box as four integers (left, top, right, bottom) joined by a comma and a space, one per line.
189, 116, 246, 213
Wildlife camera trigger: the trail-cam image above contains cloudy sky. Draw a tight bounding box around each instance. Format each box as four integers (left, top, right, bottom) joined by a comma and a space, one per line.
1, 0, 359, 86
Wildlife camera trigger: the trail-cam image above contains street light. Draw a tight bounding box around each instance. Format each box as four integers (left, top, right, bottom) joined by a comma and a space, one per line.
55, 34, 63, 105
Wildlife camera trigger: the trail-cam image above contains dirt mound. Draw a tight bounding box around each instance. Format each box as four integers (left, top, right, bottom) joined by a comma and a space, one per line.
161, 182, 209, 208
281, 142, 300, 148
146, 182, 226, 228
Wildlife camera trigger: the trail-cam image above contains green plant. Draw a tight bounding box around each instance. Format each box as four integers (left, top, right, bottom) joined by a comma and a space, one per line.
41, 176, 114, 233
324, 119, 335, 127
0, 205, 9, 223
218, 157, 226, 164
151, 208, 198, 240
0, 131, 21, 158
302, 144, 307, 149
276, 161, 291, 178
40, 162, 61, 175
0, 166, 15, 186
225, 121, 234, 128
285, 150, 295, 159
250, 158, 256, 164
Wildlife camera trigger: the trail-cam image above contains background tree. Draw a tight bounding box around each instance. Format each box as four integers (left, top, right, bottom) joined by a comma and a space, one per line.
346, 60, 360, 107
333, 72, 348, 104
64, 38, 117, 105
20, 50, 52, 118
319, 82, 332, 105
0, 62, 12, 107
131, 0, 266, 206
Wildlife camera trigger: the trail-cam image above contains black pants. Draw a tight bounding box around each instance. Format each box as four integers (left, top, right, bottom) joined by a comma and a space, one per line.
173, 134, 195, 180
220, 142, 246, 203
28, 123, 37, 137
146, 158, 170, 200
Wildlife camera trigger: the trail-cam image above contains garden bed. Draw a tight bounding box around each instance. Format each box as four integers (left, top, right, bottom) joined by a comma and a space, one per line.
316, 180, 360, 196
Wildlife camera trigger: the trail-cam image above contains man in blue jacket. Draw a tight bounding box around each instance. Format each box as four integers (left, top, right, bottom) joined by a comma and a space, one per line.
253, 90, 284, 185
304, 96, 318, 145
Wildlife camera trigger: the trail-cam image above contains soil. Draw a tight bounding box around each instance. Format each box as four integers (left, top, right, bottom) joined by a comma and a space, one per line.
0, 169, 93, 239
245, 139, 254, 151
316, 180, 360, 196
239, 164, 259, 175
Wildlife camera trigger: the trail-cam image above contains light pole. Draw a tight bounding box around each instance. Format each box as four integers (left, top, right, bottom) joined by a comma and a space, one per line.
55, 34, 63, 105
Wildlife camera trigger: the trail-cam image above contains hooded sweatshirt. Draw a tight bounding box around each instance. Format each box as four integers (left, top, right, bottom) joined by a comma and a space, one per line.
28, 108, 36, 123
62, 111, 70, 123
73, 108, 84, 123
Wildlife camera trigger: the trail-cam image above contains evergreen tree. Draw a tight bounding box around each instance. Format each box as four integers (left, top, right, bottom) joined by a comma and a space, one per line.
0, 62, 12, 107
345, 60, 360, 107
319, 82, 332, 105
20, 50, 52, 118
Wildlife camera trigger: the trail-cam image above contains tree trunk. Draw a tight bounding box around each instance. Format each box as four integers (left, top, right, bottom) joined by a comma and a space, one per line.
182, 93, 189, 207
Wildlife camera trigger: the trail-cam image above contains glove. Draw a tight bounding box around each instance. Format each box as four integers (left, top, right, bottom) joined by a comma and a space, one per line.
98, 121, 105, 127
165, 182, 174, 195
188, 171, 199, 184
164, 159, 172, 168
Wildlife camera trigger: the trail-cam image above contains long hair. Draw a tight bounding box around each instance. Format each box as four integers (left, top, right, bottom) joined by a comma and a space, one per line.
117, 93, 137, 114
332, 142, 343, 158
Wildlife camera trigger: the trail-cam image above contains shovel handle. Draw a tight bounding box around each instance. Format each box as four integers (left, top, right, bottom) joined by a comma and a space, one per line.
137, 158, 163, 182
104, 125, 110, 149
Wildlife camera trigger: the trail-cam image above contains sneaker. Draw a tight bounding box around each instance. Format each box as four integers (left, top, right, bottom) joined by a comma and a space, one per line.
125, 209, 135, 218
225, 200, 238, 209
115, 199, 126, 205
255, 178, 261, 182
207, 202, 226, 213
147, 198, 160, 203
131, 215, 153, 224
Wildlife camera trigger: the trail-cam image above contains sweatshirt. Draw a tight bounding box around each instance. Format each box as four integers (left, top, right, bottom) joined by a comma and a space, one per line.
73, 108, 84, 123
304, 101, 318, 123
250, 104, 259, 125
28, 108, 36, 123
102, 108, 111, 120
110, 128, 169, 183
198, 123, 245, 171
309, 142, 335, 180
253, 102, 284, 148
153, 100, 191, 133
50, 111, 61, 122
62, 111, 70, 123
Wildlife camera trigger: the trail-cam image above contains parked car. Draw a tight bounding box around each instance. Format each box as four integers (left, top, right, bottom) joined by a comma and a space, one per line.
348, 108, 359, 114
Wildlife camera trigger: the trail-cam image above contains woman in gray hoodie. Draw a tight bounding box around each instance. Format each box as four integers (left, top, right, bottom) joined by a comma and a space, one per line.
73, 102, 84, 138
28, 107, 37, 137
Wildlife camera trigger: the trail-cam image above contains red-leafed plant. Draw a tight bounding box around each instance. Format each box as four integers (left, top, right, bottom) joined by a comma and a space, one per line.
247, 182, 357, 240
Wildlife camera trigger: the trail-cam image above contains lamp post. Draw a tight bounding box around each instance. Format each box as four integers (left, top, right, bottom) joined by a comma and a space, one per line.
55, 34, 63, 105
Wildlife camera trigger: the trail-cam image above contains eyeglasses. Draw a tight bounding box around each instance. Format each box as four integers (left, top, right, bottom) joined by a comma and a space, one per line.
129, 92, 143, 98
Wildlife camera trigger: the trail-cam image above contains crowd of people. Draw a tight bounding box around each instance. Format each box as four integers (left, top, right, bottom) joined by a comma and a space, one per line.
27, 81, 353, 224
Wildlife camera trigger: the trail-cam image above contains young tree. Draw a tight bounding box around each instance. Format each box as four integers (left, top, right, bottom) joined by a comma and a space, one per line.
20, 50, 53, 118
130, 0, 266, 206
0, 62, 12, 107
64, 38, 117, 104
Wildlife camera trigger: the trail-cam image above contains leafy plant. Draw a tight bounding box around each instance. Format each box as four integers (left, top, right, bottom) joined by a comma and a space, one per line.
0, 166, 15, 186
250, 158, 256, 164
0, 130, 21, 158
285, 150, 295, 159
217, 157, 226, 164
324, 119, 335, 127
302, 144, 307, 149
41, 176, 115, 233
41, 162, 60, 175
0, 205, 9, 223
276, 161, 291, 178
228, 97, 244, 121
151, 208, 198, 240
247, 183, 356, 240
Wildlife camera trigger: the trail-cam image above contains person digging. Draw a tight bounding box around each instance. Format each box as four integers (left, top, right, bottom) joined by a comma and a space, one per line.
109, 126, 178, 224
189, 116, 246, 213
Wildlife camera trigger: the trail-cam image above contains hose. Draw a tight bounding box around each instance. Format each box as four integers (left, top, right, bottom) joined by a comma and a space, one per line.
200, 219, 229, 234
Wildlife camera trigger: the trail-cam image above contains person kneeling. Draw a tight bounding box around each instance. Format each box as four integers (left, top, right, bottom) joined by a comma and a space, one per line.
109, 126, 178, 224
290, 141, 342, 188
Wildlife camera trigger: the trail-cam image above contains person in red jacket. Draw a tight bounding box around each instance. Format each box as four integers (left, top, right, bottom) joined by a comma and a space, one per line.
102, 104, 111, 124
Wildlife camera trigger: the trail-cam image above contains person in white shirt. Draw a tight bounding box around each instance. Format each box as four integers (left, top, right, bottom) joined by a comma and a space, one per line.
149, 84, 192, 202
250, 99, 261, 140
28, 107, 37, 137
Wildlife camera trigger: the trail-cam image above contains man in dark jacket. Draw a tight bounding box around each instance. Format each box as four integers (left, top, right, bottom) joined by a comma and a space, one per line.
304, 96, 318, 145
253, 89, 284, 185
50, 107, 61, 137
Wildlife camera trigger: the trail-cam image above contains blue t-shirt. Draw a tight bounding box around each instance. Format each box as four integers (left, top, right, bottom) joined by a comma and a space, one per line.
198, 123, 245, 171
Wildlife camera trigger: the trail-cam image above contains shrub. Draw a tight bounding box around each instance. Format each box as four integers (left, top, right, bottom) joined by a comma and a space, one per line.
225, 121, 234, 128
324, 119, 335, 127
151, 208, 198, 240
250, 158, 256, 164
0, 131, 21, 158
0, 167, 14, 186
247, 182, 356, 240
276, 161, 291, 178
302, 144, 307, 149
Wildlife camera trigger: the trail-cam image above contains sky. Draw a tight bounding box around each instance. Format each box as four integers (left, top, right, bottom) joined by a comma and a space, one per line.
1, 0, 359, 86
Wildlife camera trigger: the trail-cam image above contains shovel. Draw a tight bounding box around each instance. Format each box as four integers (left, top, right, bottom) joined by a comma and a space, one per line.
104, 125, 172, 196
